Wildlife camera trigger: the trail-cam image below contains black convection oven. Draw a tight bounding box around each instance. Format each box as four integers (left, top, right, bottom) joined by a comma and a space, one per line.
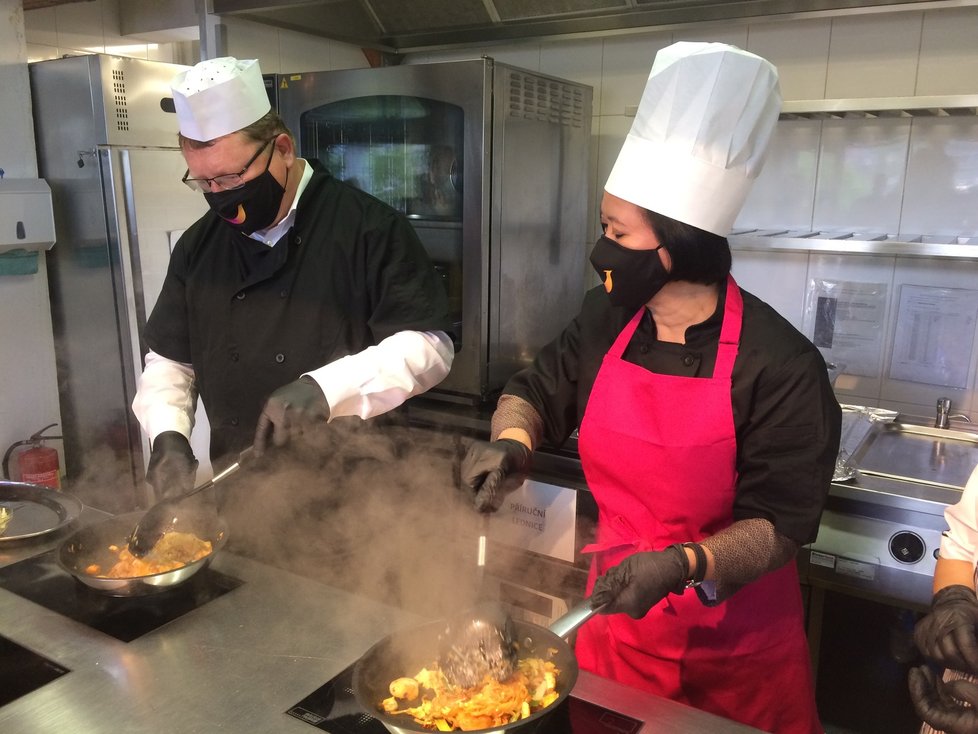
276, 58, 593, 404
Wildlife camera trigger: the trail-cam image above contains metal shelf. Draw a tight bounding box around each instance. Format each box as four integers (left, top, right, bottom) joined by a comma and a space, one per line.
758, 96, 978, 257
780, 94, 978, 120
729, 230, 978, 260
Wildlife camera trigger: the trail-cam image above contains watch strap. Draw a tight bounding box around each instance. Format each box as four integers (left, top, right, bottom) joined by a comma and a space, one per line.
682, 542, 708, 587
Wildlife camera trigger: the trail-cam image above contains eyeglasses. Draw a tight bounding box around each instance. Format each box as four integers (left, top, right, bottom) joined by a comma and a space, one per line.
182, 137, 276, 192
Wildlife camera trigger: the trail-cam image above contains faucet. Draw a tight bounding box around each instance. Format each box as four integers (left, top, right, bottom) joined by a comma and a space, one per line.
935, 397, 973, 429
935, 398, 952, 429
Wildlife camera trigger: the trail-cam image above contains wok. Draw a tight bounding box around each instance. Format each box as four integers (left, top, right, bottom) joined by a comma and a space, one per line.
352, 600, 596, 734
57, 510, 227, 597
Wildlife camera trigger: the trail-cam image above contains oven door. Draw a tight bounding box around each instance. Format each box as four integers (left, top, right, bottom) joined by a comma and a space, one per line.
277, 61, 491, 400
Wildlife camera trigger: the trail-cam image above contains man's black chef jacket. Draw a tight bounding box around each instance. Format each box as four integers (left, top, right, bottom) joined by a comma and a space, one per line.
144, 167, 451, 459
504, 279, 842, 546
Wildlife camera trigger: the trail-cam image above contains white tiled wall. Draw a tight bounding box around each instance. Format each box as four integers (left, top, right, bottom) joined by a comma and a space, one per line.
23, 0, 368, 73
24, 0, 182, 63
20, 2, 978, 421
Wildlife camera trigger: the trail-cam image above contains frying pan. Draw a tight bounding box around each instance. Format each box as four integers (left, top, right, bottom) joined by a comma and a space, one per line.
57, 510, 227, 597
352, 600, 596, 734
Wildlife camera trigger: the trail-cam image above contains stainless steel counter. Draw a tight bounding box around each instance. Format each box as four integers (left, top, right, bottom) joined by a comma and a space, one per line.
0, 509, 762, 734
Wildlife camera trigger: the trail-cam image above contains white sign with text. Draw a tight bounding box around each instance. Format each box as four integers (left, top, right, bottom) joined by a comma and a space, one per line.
490, 479, 577, 563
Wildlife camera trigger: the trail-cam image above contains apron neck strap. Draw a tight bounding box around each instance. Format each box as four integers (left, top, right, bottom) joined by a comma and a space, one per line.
714, 274, 742, 379
608, 308, 645, 359
606, 275, 743, 376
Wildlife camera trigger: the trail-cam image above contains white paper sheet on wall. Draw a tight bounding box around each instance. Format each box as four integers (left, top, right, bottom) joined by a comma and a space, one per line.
804, 279, 887, 377
889, 284, 978, 389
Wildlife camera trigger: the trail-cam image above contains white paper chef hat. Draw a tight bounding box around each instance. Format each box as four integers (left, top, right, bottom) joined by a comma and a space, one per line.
171, 57, 271, 142
605, 41, 782, 236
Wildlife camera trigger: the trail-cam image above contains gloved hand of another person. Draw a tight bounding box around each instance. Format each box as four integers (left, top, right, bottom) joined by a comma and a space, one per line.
460, 438, 532, 512
591, 546, 687, 619
253, 376, 330, 457
914, 585, 978, 674
909, 665, 978, 734
146, 431, 198, 498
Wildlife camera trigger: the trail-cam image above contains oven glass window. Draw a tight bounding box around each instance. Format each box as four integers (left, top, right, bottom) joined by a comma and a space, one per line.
300, 95, 464, 345
299, 95, 463, 221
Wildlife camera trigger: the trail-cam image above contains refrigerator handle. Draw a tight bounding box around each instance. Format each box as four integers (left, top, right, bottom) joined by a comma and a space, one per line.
100, 147, 153, 503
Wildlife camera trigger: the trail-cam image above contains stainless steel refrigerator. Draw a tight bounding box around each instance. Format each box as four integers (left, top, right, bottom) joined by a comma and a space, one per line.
30, 54, 209, 512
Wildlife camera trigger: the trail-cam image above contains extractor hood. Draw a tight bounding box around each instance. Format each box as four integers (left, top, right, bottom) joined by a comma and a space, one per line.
207, 0, 969, 53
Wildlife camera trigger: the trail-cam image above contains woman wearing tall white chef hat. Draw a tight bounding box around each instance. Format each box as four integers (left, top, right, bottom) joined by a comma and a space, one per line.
460, 42, 841, 733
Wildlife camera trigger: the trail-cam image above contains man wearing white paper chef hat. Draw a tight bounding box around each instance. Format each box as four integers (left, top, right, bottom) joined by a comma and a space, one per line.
171, 57, 271, 142
460, 42, 840, 734
133, 56, 454, 507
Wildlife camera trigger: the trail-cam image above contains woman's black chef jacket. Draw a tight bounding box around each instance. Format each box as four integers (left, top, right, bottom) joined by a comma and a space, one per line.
144, 167, 451, 460
504, 280, 842, 546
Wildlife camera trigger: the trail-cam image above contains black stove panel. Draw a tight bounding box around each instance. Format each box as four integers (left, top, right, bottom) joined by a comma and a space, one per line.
0, 550, 242, 642
0, 634, 69, 707
286, 666, 643, 733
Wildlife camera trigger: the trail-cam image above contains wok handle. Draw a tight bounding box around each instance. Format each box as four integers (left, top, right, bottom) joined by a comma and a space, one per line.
548, 597, 602, 639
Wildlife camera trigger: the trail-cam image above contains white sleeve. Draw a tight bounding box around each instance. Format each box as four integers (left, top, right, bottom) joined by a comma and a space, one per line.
131, 350, 197, 442
304, 330, 454, 421
940, 464, 978, 564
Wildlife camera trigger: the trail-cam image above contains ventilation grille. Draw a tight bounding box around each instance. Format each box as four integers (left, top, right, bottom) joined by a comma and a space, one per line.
112, 68, 130, 132
507, 72, 586, 127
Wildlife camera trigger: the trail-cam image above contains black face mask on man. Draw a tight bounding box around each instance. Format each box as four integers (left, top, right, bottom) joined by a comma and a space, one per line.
204, 166, 285, 235
589, 235, 670, 311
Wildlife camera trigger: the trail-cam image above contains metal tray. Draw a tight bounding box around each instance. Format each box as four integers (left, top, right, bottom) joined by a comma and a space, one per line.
849, 423, 978, 491
0, 481, 84, 542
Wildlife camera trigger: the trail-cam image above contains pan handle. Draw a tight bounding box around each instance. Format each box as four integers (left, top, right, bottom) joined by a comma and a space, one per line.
548, 597, 602, 639
183, 446, 254, 500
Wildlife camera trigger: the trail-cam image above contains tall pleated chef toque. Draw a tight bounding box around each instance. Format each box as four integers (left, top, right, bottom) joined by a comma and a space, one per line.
605, 41, 782, 236
171, 57, 271, 142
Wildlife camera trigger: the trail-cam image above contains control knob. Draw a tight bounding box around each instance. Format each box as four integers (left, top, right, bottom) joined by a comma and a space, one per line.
889, 531, 925, 564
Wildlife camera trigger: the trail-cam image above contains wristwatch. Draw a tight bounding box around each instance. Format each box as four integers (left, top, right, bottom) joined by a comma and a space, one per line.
671, 542, 708, 590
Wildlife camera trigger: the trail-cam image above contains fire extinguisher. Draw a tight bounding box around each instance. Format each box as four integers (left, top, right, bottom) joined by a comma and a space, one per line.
3, 423, 63, 490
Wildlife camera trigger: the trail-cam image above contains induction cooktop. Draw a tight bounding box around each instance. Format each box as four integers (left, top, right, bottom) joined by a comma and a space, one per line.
286, 665, 643, 733
0, 549, 242, 642
0, 634, 69, 708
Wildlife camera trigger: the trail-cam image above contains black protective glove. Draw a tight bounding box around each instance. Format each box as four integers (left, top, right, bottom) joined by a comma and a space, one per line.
253, 376, 330, 457
915, 585, 978, 674
590, 546, 687, 619
146, 431, 198, 498
909, 665, 978, 734
460, 438, 532, 513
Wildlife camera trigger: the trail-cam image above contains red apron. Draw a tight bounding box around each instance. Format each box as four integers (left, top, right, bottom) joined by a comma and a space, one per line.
574, 276, 821, 734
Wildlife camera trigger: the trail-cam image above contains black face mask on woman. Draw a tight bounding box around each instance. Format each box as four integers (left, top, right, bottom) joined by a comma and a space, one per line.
203, 166, 286, 235
589, 235, 670, 311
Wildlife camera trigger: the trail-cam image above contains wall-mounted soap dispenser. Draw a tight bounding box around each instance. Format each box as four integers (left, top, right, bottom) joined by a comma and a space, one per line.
0, 178, 57, 275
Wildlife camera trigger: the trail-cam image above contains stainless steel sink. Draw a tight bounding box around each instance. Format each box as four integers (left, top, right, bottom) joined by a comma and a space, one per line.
850, 421, 978, 491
